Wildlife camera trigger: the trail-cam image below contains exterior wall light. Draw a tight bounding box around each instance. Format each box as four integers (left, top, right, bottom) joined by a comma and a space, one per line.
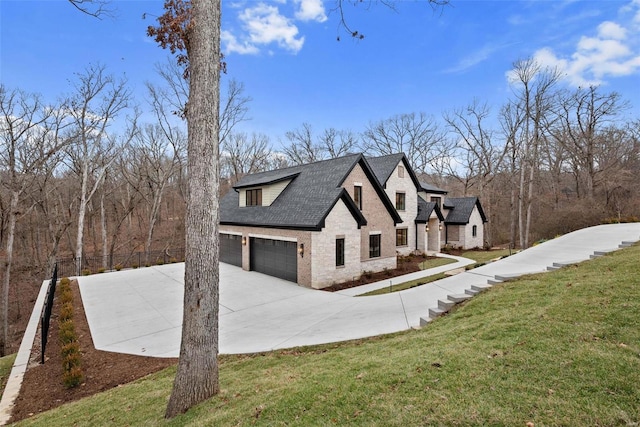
439, 223, 443, 231
298, 243, 304, 257
425, 225, 429, 232
242, 236, 247, 246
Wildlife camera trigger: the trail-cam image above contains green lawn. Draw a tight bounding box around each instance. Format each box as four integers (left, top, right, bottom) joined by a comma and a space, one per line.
418, 256, 456, 270
461, 248, 513, 265
0, 353, 16, 400
15, 244, 640, 426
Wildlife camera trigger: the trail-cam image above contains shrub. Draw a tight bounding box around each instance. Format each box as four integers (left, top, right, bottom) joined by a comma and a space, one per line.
59, 302, 74, 322
115, 264, 123, 271
156, 259, 165, 266
63, 366, 84, 389
59, 277, 70, 286
132, 263, 139, 269
97, 267, 106, 274
59, 320, 77, 344
170, 257, 178, 263
81, 269, 91, 276
61, 341, 80, 358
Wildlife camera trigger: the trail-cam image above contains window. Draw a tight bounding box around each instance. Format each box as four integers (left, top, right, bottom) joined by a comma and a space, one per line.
472, 225, 478, 237
398, 165, 405, 178
396, 229, 408, 247
246, 189, 262, 206
369, 234, 381, 258
336, 238, 345, 267
354, 185, 362, 209
431, 196, 441, 209
396, 192, 406, 211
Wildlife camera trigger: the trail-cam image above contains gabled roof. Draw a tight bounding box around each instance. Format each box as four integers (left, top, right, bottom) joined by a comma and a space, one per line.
220, 154, 401, 231
366, 153, 421, 190
443, 197, 487, 224
415, 198, 445, 223
419, 182, 448, 195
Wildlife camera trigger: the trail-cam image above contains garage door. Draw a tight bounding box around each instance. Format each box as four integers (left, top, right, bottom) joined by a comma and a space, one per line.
250, 237, 297, 282
220, 233, 242, 267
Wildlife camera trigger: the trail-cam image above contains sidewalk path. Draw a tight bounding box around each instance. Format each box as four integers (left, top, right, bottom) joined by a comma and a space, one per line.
77, 223, 640, 357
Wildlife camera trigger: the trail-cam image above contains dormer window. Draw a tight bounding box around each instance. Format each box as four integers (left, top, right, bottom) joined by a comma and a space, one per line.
246, 188, 262, 206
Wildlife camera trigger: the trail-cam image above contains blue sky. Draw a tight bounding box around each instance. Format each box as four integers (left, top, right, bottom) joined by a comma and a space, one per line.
1, 0, 639, 148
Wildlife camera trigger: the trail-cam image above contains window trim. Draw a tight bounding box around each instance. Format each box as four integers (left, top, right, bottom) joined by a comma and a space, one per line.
354, 185, 362, 210
369, 234, 381, 258
395, 192, 406, 211
398, 165, 405, 178
246, 188, 262, 206
396, 228, 408, 247
472, 224, 478, 237
336, 237, 345, 267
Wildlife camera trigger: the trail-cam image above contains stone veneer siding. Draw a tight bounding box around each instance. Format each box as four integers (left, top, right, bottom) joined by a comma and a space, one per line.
310, 200, 362, 289
383, 161, 418, 255
344, 164, 397, 269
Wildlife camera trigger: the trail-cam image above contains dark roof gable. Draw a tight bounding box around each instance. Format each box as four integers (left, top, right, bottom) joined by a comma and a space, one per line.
366, 153, 421, 191
415, 198, 445, 223
443, 197, 487, 224
220, 153, 401, 231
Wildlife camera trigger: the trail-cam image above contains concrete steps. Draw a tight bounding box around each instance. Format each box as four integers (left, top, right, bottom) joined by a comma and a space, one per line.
428, 293, 473, 320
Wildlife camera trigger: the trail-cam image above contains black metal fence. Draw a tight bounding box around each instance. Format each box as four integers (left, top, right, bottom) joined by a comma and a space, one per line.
55, 247, 186, 278
40, 263, 58, 364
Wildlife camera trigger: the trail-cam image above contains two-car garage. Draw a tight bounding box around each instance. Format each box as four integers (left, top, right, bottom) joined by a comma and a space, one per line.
220, 233, 298, 283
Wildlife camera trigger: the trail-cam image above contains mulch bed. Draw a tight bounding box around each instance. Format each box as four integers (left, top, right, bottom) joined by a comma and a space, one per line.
9, 253, 431, 421
10, 279, 177, 423
321, 253, 429, 292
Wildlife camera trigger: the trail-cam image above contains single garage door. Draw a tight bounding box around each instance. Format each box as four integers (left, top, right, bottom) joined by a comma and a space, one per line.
220, 233, 242, 267
250, 237, 297, 282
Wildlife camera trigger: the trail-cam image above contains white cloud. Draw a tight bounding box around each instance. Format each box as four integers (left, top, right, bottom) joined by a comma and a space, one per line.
516, 0, 640, 87
294, 0, 327, 22
597, 21, 626, 39
223, 3, 305, 55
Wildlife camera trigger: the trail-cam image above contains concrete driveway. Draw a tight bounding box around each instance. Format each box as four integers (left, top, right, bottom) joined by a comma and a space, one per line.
78, 223, 640, 357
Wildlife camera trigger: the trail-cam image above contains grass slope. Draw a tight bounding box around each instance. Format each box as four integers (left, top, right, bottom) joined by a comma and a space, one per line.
16, 245, 640, 426
0, 353, 16, 400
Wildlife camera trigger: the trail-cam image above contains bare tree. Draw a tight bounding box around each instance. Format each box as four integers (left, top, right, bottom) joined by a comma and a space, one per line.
62, 64, 131, 274
0, 86, 67, 355
444, 99, 505, 246
282, 122, 324, 165
508, 58, 562, 248
221, 132, 272, 186
362, 112, 450, 174
555, 86, 630, 199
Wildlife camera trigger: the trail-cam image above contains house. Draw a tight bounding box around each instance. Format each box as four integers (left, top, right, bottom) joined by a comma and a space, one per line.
219, 152, 486, 289
441, 197, 487, 249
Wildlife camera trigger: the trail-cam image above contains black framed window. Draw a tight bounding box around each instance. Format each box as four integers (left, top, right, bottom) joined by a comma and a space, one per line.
396, 192, 406, 211
246, 189, 262, 206
472, 225, 477, 237
336, 238, 345, 267
396, 229, 408, 246
354, 185, 362, 209
369, 234, 381, 258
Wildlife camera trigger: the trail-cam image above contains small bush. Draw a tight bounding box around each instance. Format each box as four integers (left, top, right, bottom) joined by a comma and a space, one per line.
115, 264, 123, 271
59, 302, 74, 322
61, 341, 80, 358
81, 269, 91, 276
59, 320, 77, 344
156, 260, 165, 266
63, 366, 84, 389
62, 351, 81, 371
170, 257, 178, 263
59, 277, 70, 286
132, 263, 139, 269
97, 267, 106, 274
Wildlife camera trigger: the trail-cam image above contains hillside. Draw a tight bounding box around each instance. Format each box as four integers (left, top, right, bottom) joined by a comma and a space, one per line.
14, 244, 640, 426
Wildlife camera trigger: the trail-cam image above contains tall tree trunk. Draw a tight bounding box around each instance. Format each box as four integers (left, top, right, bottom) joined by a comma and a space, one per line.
0, 191, 18, 356
75, 173, 88, 276
101, 192, 109, 269
165, 0, 221, 418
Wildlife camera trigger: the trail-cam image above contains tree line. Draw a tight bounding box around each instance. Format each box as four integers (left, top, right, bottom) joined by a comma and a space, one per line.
1, 57, 638, 355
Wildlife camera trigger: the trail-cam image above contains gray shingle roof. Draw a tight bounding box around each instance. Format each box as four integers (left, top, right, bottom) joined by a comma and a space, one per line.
443, 197, 487, 224
220, 154, 400, 230
416, 198, 445, 223
419, 182, 448, 195
366, 153, 405, 186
